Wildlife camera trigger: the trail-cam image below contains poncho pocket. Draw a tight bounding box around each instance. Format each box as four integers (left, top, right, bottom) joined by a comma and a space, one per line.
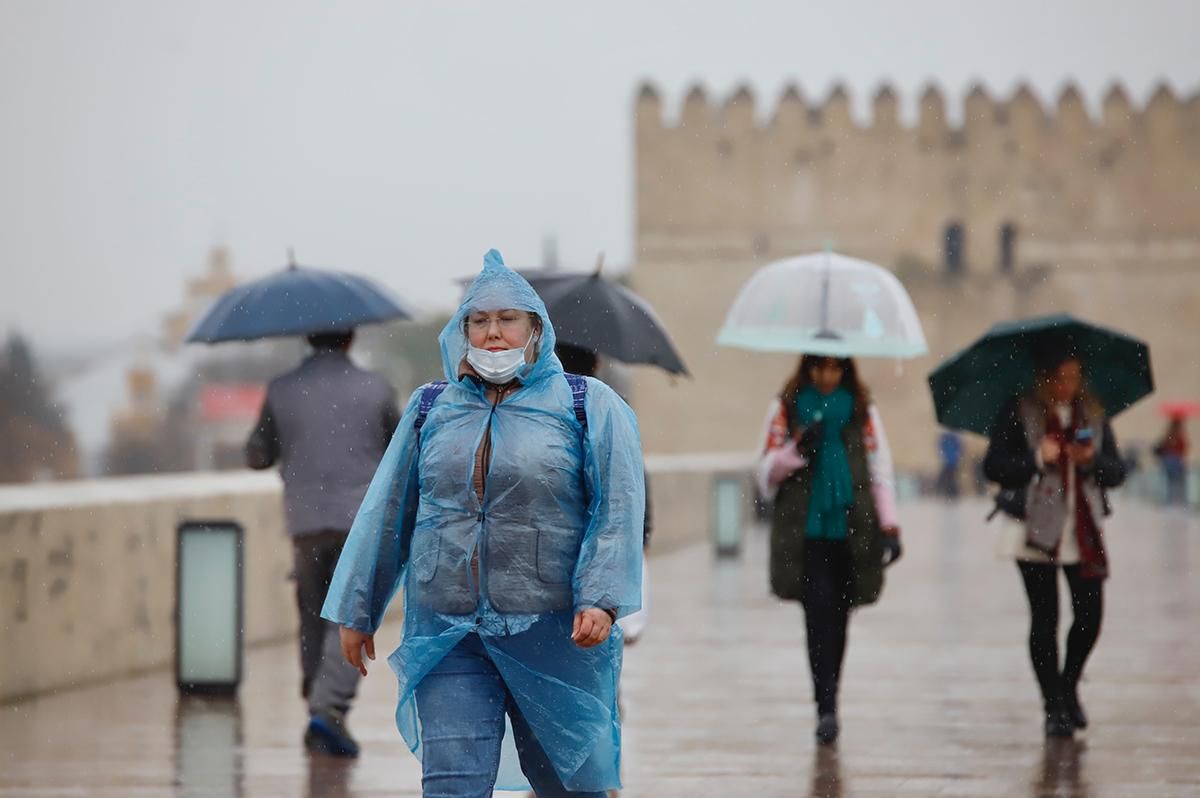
536, 526, 578, 584
487, 523, 573, 613
409, 525, 441, 583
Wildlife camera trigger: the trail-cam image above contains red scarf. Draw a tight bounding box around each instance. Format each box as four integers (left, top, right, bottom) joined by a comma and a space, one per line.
1045, 406, 1108, 579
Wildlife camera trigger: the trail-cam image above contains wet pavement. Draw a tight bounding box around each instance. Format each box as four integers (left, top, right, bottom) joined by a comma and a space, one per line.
1, 498, 1198, 797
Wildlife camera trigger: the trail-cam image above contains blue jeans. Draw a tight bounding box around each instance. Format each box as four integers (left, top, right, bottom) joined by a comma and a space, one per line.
414, 633, 606, 798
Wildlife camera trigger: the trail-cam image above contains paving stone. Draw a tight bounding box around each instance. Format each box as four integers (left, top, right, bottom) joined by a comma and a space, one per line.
1, 499, 1197, 796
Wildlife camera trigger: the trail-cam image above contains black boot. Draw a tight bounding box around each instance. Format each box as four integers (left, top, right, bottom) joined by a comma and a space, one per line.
1043, 699, 1074, 739
1062, 685, 1088, 730
815, 713, 840, 745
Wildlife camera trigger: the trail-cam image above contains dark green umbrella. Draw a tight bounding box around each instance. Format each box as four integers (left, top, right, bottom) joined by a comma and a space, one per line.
928, 314, 1154, 436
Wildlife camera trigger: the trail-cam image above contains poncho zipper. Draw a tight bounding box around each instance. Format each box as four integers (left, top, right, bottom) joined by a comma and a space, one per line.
471, 381, 514, 621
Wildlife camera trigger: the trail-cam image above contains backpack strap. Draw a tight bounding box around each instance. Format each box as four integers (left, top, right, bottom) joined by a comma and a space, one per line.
414, 380, 449, 432
563, 373, 588, 429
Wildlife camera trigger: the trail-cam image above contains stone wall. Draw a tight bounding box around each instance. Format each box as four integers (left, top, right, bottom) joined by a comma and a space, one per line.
0, 460, 753, 702
0, 472, 294, 703
631, 83, 1200, 472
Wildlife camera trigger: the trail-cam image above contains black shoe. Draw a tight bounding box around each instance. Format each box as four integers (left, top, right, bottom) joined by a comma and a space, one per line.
815, 713, 840, 745
305, 710, 360, 757
1043, 708, 1074, 739
1063, 688, 1088, 730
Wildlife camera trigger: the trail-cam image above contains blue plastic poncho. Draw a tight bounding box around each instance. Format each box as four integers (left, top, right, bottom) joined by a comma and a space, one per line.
322, 250, 645, 792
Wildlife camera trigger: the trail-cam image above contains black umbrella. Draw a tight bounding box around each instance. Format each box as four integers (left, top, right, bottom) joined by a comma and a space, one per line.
521, 267, 688, 376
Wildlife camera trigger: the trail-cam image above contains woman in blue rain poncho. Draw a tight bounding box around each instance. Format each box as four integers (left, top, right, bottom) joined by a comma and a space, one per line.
322, 250, 644, 797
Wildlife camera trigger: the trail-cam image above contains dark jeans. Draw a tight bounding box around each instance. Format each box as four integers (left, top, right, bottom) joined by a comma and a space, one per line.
414, 633, 605, 798
1163, 457, 1187, 505
801, 539, 853, 716
1017, 561, 1104, 708
294, 529, 361, 717
936, 465, 961, 498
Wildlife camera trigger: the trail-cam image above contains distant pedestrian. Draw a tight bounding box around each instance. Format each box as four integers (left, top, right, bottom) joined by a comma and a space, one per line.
246, 329, 400, 757
936, 430, 963, 498
983, 345, 1126, 738
971, 454, 989, 497
1153, 417, 1189, 505
757, 354, 902, 744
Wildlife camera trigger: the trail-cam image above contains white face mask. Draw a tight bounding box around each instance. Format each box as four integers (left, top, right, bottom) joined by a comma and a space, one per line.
466, 333, 537, 384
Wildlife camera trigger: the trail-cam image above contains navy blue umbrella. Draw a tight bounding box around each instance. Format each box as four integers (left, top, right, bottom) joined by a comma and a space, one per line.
186, 262, 414, 343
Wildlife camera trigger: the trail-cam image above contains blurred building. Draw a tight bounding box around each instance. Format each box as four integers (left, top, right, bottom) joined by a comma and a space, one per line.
192, 382, 267, 470
631, 82, 1200, 473
58, 248, 237, 474
61, 246, 293, 476
105, 367, 169, 474
162, 246, 237, 351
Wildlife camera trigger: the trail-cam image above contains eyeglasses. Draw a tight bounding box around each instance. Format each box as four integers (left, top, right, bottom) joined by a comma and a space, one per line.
465, 312, 532, 333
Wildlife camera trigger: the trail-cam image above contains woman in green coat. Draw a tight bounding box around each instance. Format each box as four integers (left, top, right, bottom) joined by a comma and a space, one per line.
756, 355, 902, 744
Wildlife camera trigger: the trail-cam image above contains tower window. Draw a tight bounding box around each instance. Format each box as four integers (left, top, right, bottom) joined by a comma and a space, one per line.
999, 223, 1017, 273
944, 222, 965, 275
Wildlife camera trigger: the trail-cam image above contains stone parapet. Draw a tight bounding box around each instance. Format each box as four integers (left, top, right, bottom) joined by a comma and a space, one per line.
0, 458, 752, 702
0, 471, 292, 703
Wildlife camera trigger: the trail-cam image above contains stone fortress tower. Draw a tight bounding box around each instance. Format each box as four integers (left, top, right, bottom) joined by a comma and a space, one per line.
630, 81, 1200, 474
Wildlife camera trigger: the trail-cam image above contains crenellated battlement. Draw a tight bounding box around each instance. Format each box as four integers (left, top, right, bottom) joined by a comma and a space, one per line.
635, 80, 1194, 134
631, 78, 1200, 477
635, 77, 1200, 245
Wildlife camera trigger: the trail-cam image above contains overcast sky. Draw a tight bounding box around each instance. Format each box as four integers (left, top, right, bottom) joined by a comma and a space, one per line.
1, 0, 1196, 353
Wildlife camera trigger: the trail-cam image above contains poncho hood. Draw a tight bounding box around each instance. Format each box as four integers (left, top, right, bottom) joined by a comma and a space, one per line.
440, 249, 562, 386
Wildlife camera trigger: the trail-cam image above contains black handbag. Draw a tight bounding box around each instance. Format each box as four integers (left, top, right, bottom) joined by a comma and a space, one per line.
987, 486, 1027, 522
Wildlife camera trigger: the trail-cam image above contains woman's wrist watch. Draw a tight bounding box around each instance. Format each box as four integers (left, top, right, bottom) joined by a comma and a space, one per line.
602, 607, 618, 623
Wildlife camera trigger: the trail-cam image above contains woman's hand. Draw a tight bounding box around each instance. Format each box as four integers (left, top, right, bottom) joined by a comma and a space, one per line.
339, 627, 375, 677
1039, 438, 1062, 466
767, 443, 808, 486
881, 529, 903, 567
571, 608, 613, 648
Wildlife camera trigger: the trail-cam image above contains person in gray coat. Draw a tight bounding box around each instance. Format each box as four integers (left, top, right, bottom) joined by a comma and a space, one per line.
246, 329, 400, 756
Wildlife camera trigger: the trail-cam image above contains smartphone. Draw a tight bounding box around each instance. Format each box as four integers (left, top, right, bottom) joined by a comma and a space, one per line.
1074, 428, 1094, 444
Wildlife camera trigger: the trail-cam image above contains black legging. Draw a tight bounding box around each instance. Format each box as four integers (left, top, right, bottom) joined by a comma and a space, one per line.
1017, 562, 1104, 707
802, 539, 853, 716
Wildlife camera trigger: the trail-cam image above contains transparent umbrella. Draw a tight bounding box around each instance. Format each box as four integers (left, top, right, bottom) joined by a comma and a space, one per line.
716, 251, 927, 358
